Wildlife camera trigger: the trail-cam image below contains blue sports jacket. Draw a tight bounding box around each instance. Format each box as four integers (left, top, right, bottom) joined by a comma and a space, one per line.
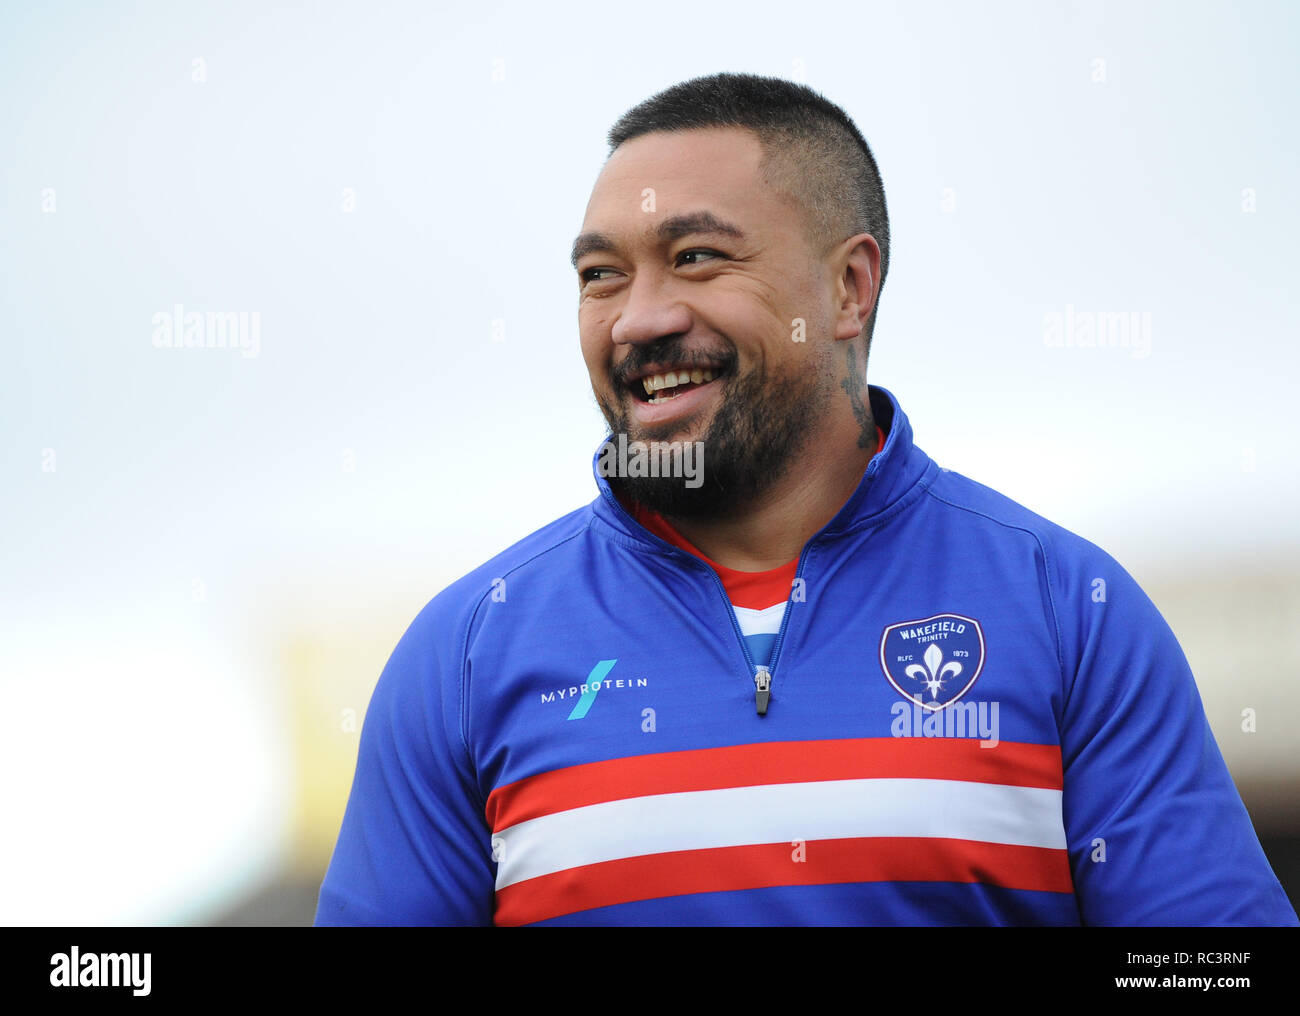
315, 385, 1297, 926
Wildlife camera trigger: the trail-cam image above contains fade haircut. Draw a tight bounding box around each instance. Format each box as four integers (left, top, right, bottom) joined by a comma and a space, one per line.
606, 71, 890, 346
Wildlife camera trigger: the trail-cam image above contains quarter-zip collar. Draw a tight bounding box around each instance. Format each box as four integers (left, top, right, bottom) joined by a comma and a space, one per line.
589, 384, 938, 549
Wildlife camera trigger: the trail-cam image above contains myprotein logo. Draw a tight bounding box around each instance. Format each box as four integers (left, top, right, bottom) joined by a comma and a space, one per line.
539, 660, 648, 719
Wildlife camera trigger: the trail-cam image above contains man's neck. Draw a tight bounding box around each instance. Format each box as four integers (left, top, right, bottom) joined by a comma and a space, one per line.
656, 427, 880, 571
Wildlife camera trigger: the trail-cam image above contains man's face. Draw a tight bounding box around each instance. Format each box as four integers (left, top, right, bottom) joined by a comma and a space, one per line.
574, 127, 838, 519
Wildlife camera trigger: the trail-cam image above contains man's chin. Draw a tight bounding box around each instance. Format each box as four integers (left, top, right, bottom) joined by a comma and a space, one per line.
596, 361, 812, 521
611, 472, 722, 522
625, 421, 703, 447
616, 401, 713, 447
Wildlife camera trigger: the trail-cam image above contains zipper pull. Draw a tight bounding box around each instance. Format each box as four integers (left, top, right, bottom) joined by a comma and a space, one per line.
754, 666, 772, 716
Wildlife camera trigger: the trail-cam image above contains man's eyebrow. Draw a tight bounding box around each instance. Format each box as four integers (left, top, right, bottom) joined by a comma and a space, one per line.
570, 231, 615, 269
570, 211, 747, 269
657, 210, 746, 245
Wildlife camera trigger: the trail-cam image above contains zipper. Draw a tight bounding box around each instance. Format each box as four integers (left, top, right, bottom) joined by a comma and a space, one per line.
600, 481, 775, 712
748, 453, 883, 715
753, 666, 772, 715
748, 543, 809, 716
705, 561, 782, 716
598, 454, 880, 716
688, 523, 814, 716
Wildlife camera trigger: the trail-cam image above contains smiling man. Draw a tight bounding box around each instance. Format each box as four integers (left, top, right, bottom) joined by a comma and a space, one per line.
577, 124, 880, 560
315, 73, 1296, 927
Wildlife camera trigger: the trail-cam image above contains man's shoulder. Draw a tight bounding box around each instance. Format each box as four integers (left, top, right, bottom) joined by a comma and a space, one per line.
923, 465, 1121, 577
922, 465, 1169, 673
403, 501, 596, 635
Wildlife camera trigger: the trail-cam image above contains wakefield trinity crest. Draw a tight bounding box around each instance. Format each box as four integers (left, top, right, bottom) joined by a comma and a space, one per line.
879, 613, 986, 711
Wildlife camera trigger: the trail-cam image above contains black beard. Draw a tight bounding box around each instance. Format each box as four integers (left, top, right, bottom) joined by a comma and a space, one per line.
596, 356, 826, 523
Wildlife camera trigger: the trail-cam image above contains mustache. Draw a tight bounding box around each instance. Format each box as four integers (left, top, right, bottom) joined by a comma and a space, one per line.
611, 339, 737, 388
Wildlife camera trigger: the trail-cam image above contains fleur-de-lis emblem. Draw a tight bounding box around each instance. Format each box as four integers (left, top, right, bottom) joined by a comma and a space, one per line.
881, 613, 985, 712
904, 643, 963, 701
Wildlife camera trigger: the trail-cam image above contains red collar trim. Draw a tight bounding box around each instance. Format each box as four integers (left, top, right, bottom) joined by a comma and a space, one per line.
625, 423, 886, 609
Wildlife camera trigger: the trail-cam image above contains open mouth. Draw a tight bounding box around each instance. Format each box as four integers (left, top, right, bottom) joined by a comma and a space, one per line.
630, 365, 728, 405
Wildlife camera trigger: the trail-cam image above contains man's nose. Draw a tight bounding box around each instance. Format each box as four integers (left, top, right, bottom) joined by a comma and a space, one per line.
609, 273, 693, 349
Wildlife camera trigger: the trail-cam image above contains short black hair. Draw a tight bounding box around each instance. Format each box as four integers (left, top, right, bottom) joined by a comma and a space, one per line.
606, 71, 890, 345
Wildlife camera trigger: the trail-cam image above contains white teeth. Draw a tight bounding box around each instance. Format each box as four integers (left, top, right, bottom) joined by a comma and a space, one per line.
640, 367, 720, 399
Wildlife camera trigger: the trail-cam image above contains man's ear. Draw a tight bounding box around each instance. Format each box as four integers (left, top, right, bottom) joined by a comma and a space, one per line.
832, 233, 881, 342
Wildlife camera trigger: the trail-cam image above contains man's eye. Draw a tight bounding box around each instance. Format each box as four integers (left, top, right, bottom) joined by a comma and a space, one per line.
677, 249, 722, 265
580, 250, 722, 284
